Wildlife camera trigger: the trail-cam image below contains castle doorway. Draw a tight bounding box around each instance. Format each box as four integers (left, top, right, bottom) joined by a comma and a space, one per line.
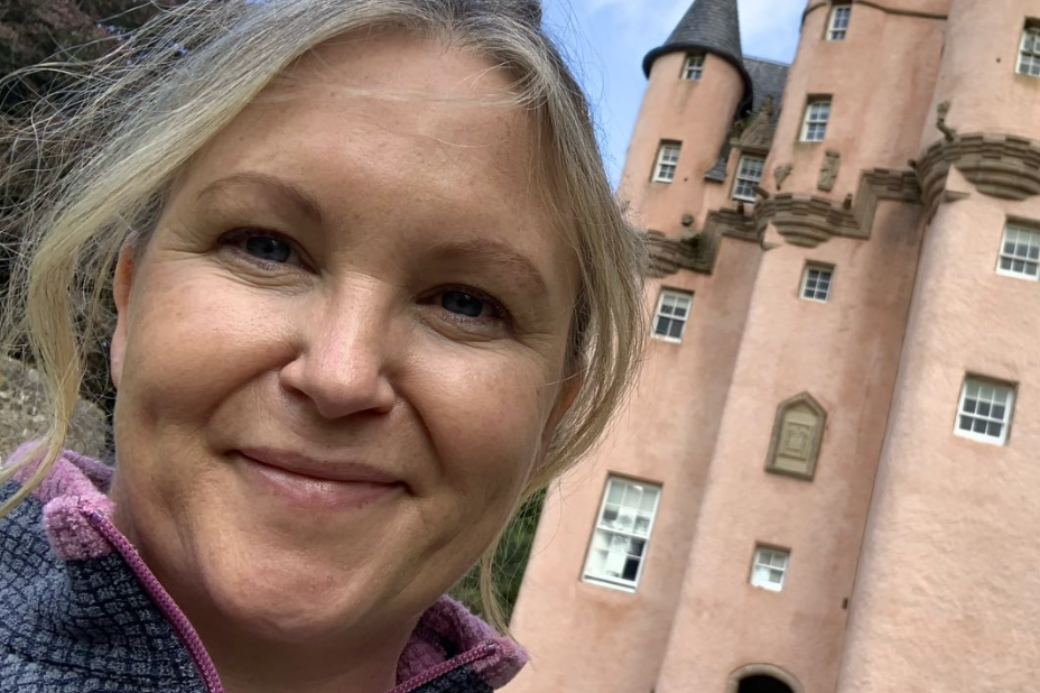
737, 675, 794, 693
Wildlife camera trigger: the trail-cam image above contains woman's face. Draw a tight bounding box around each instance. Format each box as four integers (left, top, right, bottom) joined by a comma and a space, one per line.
108, 32, 578, 649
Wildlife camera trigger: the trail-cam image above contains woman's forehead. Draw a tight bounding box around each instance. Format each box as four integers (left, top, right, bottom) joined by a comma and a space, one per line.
164, 28, 578, 295
280, 29, 523, 105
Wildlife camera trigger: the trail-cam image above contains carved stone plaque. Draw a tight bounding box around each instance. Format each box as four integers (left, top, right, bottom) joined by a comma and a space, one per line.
778, 421, 812, 461
818, 150, 840, 192
766, 393, 827, 480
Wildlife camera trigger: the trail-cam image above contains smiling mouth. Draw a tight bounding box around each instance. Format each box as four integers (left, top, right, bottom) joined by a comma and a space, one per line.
235, 450, 404, 511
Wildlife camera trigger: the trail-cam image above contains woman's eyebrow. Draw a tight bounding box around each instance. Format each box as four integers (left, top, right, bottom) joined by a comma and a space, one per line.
198, 172, 324, 224
429, 238, 549, 298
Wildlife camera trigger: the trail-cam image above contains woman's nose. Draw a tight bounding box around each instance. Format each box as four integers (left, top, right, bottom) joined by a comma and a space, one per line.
277, 286, 397, 420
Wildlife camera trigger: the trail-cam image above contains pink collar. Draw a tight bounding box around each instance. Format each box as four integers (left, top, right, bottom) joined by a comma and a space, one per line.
10, 444, 527, 693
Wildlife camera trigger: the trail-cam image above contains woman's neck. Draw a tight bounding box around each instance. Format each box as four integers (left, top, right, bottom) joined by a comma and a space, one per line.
198, 615, 411, 693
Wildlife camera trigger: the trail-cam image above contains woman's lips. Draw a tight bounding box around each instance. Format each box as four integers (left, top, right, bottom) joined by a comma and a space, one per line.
235, 449, 404, 511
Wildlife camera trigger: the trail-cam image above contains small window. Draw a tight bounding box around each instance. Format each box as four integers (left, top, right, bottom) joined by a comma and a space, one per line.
801, 264, 833, 302
732, 155, 765, 202
955, 378, 1015, 446
827, 4, 851, 40
582, 476, 661, 592
682, 54, 705, 81
750, 546, 789, 592
1018, 24, 1040, 77
997, 223, 1040, 280
652, 142, 682, 183
652, 289, 693, 342
801, 98, 831, 142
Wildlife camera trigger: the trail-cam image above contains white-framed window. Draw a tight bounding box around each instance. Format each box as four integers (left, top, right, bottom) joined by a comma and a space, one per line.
652, 142, 682, 183
750, 546, 790, 592
801, 98, 832, 142
582, 476, 662, 592
652, 289, 693, 342
827, 4, 851, 40
955, 378, 1015, 446
682, 53, 705, 80
1018, 24, 1040, 77
997, 223, 1040, 280
800, 264, 833, 302
732, 155, 765, 202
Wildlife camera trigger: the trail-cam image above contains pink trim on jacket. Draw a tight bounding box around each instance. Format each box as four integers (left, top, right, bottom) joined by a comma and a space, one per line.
6, 445, 528, 693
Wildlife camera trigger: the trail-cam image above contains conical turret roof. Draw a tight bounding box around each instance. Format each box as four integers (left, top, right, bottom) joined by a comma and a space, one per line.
643, 0, 753, 116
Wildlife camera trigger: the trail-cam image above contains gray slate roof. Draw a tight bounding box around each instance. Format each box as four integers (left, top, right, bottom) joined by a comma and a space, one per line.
704, 57, 790, 182
643, 0, 754, 115
744, 57, 790, 125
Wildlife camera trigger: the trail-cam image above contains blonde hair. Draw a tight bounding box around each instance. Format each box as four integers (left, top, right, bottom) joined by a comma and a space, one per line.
0, 0, 646, 632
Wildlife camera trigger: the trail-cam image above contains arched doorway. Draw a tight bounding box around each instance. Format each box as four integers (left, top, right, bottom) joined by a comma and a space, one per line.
737, 674, 794, 693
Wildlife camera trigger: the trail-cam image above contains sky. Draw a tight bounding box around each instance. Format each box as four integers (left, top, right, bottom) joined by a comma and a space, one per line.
540, 0, 807, 185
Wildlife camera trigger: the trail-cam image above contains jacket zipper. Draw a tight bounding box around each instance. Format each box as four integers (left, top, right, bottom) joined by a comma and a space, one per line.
87, 509, 225, 693
387, 643, 497, 693
85, 507, 498, 693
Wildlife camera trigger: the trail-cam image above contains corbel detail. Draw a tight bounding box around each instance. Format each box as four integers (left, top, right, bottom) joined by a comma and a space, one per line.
643, 169, 921, 276
644, 230, 714, 277
753, 168, 920, 248
916, 132, 1040, 216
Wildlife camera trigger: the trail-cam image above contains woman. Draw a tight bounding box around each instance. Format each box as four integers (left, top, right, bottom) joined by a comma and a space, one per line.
0, 1, 644, 692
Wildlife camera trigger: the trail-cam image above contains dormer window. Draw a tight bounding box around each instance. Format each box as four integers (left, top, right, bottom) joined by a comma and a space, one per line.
827, 4, 851, 41
1018, 22, 1040, 77
652, 141, 682, 183
732, 155, 765, 202
682, 54, 705, 81
800, 97, 831, 142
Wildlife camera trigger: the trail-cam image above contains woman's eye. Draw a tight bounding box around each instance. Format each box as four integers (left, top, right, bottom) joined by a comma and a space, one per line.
243, 235, 293, 264
441, 290, 488, 318
422, 288, 509, 329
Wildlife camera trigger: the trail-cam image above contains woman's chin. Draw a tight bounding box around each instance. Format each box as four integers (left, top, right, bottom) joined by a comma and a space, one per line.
211, 581, 365, 644
188, 555, 378, 645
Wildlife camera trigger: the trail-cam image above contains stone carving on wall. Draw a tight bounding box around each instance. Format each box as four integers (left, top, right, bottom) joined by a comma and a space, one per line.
766, 392, 827, 480
778, 422, 813, 461
736, 95, 776, 153
936, 100, 958, 142
818, 150, 841, 192
773, 164, 793, 191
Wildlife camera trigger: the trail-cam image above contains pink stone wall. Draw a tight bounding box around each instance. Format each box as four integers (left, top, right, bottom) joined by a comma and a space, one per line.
838, 1, 1040, 689
768, 2, 947, 200
510, 238, 763, 693
654, 202, 924, 693
617, 51, 745, 236
836, 179, 1040, 693
510, 1, 1040, 691
921, 0, 1040, 142
509, 45, 757, 693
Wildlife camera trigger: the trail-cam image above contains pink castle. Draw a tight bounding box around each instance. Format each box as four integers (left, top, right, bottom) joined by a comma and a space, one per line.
508, 1, 1040, 691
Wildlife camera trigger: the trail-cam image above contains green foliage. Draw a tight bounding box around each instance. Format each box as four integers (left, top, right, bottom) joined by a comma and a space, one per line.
452, 488, 547, 625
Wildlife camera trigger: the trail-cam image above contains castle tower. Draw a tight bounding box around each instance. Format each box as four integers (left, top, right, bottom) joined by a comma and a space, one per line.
652, 1, 946, 690
835, 1, 1040, 690
509, 3, 766, 693
618, 0, 752, 233
509, 0, 1037, 691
